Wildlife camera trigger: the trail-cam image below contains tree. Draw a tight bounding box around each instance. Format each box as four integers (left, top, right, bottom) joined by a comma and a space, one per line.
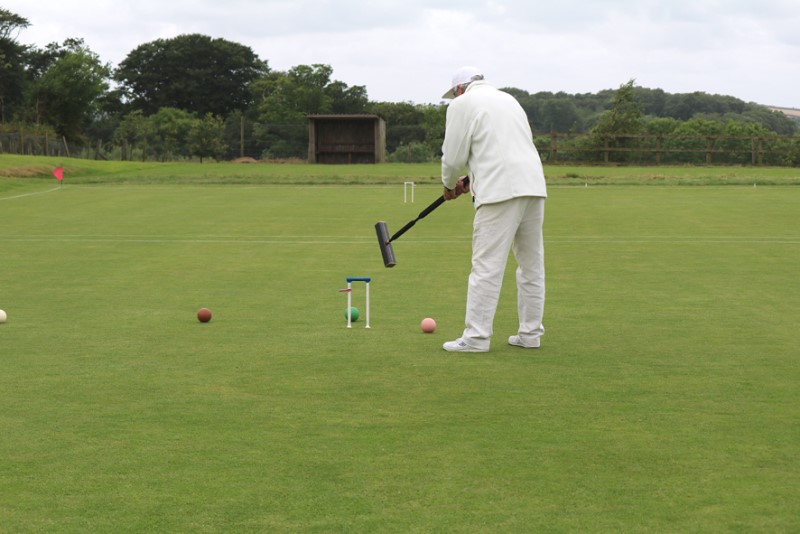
113, 109, 148, 160
115, 34, 268, 116
0, 8, 30, 122
502, 87, 541, 131
325, 80, 368, 114
591, 80, 644, 163
594, 80, 644, 136
189, 113, 226, 162
25, 39, 110, 139
147, 107, 195, 161
420, 104, 447, 157
373, 102, 444, 162
538, 98, 582, 132
635, 87, 668, 117
0, 8, 28, 41
368, 101, 426, 153
250, 64, 368, 159
387, 141, 431, 163
254, 64, 333, 123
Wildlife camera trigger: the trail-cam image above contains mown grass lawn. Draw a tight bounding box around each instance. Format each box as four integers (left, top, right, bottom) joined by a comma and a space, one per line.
1, 157, 798, 531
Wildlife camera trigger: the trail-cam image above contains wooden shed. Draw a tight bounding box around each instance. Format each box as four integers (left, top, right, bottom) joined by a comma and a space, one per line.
307, 114, 386, 164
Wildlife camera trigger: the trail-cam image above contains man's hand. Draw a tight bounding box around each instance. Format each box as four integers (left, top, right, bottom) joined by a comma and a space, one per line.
455, 176, 471, 196
443, 176, 470, 201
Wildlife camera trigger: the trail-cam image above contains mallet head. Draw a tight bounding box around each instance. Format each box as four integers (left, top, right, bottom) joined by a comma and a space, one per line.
375, 221, 397, 268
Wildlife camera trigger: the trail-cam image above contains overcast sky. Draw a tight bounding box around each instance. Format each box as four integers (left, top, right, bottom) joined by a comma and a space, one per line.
6, 0, 799, 108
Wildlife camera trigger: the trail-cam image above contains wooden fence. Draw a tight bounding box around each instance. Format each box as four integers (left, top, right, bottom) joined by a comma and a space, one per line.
538, 132, 800, 166
0, 131, 73, 158
3, 127, 800, 166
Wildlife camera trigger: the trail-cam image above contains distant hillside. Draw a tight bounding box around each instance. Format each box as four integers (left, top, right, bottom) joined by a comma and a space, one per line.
503, 85, 800, 135
771, 107, 800, 124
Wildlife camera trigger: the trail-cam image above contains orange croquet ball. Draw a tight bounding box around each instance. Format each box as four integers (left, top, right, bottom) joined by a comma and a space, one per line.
197, 307, 212, 323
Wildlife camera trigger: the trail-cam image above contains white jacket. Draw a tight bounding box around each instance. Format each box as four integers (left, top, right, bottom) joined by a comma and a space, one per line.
441, 81, 547, 208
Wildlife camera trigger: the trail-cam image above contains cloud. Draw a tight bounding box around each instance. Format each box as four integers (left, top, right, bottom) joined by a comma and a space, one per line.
5, 0, 800, 106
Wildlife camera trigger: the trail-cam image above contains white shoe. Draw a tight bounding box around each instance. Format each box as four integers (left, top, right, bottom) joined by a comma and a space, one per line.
508, 335, 540, 349
443, 338, 488, 353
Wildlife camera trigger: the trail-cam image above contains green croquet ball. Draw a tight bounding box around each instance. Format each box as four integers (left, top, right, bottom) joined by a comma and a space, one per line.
345, 307, 360, 322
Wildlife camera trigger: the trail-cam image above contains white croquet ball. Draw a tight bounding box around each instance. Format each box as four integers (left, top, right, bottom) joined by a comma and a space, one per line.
0, 309, 6, 323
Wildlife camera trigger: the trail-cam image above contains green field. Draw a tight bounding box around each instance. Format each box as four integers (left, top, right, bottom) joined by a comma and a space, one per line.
1, 157, 799, 532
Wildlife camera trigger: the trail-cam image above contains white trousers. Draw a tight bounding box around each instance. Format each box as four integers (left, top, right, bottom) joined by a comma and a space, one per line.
461, 196, 545, 350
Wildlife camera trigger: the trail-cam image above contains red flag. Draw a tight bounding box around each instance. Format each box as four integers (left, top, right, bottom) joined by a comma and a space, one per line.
53, 167, 63, 181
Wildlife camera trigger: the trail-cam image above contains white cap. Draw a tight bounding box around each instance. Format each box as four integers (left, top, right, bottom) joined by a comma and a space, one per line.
442, 66, 484, 99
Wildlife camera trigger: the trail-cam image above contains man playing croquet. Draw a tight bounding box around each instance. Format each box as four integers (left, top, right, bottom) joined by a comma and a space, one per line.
440, 66, 547, 353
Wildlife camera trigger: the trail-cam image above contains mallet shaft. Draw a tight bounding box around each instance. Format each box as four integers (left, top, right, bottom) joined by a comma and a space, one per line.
375, 177, 469, 268
388, 196, 445, 243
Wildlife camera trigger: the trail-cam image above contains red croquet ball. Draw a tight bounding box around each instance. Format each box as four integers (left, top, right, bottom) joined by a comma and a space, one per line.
197, 307, 212, 323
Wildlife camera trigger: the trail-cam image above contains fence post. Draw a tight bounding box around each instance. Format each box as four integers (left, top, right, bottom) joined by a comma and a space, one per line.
656, 135, 662, 165
603, 135, 610, 164
758, 138, 764, 166
240, 114, 245, 158
706, 136, 714, 165
549, 123, 557, 162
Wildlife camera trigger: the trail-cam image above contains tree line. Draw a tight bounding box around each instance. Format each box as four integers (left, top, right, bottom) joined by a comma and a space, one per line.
532, 81, 800, 166
1, 8, 798, 164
